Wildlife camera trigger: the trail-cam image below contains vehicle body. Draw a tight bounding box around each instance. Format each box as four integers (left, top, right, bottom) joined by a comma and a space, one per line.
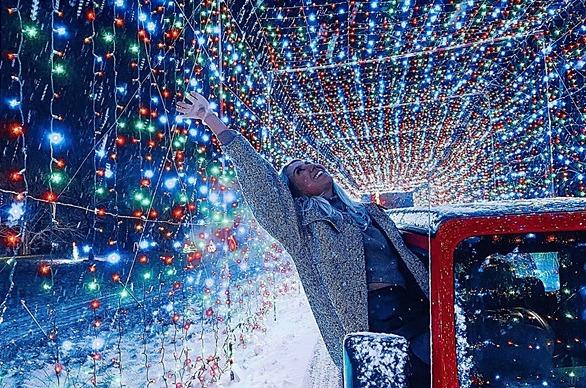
388, 198, 586, 387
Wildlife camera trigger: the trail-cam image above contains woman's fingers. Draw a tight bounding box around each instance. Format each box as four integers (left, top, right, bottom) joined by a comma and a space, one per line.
176, 101, 191, 110
184, 92, 198, 104
177, 93, 208, 119
189, 91, 204, 101
176, 105, 192, 115
186, 91, 205, 104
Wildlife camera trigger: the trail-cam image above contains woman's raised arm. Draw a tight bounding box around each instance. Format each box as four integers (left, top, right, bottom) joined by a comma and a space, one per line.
177, 93, 303, 256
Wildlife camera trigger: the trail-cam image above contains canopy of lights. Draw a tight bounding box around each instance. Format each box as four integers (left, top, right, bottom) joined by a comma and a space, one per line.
0, 0, 584, 385
239, 0, 585, 202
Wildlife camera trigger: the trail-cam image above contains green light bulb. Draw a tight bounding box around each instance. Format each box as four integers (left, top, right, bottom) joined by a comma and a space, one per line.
52, 64, 66, 75
23, 25, 38, 39
103, 32, 114, 43
50, 171, 65, 185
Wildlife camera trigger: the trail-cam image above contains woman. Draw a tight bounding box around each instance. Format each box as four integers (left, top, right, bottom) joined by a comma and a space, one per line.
177, 92, 430, 386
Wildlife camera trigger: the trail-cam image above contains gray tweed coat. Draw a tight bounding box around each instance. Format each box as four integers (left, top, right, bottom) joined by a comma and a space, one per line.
222, 133, 429, 369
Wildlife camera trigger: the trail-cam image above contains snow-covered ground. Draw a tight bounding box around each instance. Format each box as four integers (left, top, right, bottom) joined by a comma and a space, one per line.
228, 287, 340, 388
1, 275, 341, 388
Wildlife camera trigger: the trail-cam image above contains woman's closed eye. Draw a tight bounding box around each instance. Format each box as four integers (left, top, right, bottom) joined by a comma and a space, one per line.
294, 162, 311, 175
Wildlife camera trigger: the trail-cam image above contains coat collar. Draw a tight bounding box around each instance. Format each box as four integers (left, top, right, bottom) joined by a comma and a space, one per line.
366, 203, 401, 238
365, 203, 388, 223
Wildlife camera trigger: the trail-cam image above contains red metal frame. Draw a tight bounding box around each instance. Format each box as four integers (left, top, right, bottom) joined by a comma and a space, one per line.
401, 210, 586, 387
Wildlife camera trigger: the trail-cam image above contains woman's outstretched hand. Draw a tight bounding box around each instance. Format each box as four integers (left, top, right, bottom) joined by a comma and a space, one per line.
176, 91, 213, 121
175, 92, 229, 137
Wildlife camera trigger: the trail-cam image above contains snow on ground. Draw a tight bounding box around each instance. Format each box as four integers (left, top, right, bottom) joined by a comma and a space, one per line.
226, 283, 341, 388
3, 277, 341, 388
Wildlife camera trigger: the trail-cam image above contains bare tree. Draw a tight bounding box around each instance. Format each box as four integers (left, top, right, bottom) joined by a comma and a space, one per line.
1, 200, 85, 256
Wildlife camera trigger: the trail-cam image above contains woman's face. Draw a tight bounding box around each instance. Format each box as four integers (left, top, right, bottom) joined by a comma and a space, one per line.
285, 160, 333, 197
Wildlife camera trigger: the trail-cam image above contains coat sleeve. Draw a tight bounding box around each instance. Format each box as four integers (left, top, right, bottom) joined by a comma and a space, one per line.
220, 131, 303, 256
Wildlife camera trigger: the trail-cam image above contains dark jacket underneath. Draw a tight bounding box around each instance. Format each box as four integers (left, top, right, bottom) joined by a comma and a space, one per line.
328, 195, 406, 288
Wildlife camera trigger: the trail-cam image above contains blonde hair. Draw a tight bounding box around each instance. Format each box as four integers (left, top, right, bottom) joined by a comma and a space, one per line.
279, 162, 370, 230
